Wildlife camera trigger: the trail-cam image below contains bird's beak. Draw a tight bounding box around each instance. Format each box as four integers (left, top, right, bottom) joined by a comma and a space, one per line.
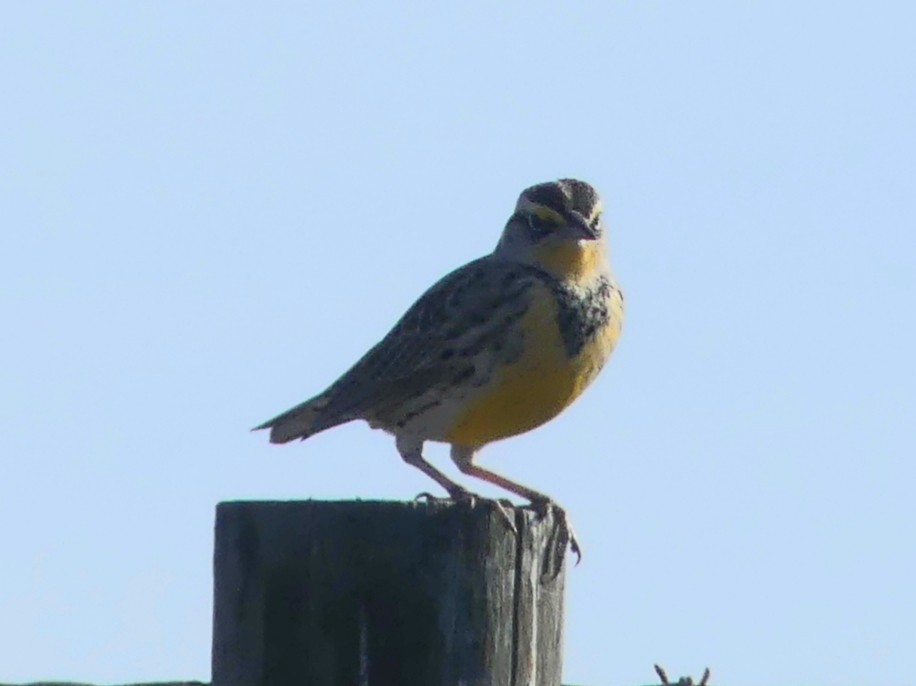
565, 212, 599, 241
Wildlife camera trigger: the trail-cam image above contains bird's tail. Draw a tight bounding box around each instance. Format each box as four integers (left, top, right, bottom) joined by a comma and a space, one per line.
252, 393, 343, 444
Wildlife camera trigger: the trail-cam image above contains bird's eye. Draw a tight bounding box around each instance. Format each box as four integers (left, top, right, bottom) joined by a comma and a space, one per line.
526, 212, 555, 236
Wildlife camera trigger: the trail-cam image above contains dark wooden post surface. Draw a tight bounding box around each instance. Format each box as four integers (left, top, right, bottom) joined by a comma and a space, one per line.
212, 500, 567, 686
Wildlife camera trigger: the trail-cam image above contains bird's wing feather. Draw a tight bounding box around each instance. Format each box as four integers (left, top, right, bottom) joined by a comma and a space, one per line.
319, 256, 542, 421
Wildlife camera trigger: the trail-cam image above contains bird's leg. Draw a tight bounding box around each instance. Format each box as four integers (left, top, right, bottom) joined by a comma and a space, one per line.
450, 445, 552, 502
440, 445, 519, 532
397, 437, 475, 501
450, 446, 581, 570
449, 446, 584, 557
400, 441, 515, 531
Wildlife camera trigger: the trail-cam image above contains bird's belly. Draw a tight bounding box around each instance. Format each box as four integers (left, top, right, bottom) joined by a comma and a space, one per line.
444, 299, 615, 448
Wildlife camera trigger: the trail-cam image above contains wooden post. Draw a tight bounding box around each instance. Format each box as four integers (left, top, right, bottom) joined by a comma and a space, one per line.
211, 500, 566, 686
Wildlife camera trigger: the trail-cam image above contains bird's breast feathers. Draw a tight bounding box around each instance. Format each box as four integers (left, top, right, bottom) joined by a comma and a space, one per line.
444, 272, 623, 447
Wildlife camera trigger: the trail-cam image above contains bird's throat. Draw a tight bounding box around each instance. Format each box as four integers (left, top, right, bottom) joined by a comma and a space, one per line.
533, 241, 606, 283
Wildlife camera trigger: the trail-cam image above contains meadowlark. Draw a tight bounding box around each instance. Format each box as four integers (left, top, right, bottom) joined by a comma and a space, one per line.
255, 178, 624, 559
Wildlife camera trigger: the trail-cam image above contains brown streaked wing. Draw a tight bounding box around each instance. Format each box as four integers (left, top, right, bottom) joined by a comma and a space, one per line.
318, 256, 539, 421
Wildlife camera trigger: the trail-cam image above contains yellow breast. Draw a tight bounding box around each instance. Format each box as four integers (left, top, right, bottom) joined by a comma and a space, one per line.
445, 283, 621, 448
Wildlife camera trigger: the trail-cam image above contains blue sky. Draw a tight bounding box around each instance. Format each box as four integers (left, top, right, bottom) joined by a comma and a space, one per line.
1, 2, 914, 685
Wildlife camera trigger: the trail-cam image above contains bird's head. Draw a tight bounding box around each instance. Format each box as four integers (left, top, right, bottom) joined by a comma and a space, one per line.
495, 178, 608, 282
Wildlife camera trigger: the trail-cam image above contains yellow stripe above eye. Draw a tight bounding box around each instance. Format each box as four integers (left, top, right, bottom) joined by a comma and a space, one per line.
533, 206, 564, 224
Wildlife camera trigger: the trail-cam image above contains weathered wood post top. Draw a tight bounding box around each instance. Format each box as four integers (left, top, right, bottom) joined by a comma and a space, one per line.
212, 499, 567, 686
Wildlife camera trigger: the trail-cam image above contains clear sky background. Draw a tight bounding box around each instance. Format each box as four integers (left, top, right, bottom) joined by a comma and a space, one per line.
1, 3, 914, 685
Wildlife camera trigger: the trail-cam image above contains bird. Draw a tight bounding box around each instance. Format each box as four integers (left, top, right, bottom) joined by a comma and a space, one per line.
255, 178, 624, 559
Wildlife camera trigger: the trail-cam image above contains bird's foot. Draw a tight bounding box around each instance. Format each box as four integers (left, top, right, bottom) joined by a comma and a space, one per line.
414, 490, 518, 534
414, 484, 477, 504
484, 496, 519, 534
414, 491, 451, 503
528, 498, 581, 579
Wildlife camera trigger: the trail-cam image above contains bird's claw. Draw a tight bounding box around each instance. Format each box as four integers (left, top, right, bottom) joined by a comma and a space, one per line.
414, 487, 475, 503
413, 491, 518, 534
488, 498, 518, 534
414, 491, 448, 503
529, 499, 581, 578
